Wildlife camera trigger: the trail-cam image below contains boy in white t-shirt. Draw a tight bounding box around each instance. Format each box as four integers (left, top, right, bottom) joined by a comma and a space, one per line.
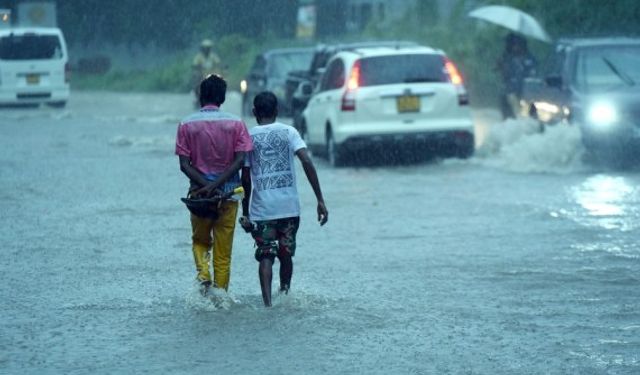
240, 91, 328, 307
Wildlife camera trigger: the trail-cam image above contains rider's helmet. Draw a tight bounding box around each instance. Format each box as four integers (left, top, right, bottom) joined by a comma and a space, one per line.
200, 39, 213, 50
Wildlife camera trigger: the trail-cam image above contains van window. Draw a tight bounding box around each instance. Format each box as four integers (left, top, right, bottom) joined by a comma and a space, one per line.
0, 34, 63, 60
359, 54, 447, 87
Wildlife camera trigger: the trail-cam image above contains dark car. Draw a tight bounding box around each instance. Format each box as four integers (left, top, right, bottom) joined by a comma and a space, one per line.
521, 38, 640, 160
241, 47, 313, 116
285, 41, 419, 131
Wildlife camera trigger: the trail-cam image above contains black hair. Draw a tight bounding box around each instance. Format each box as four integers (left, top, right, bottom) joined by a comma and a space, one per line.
506, 33, 527, 52
253, 91, 278, 119
199, 74, 226, 107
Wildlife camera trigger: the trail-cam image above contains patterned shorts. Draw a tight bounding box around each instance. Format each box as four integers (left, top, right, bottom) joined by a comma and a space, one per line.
252, 217, 300, 261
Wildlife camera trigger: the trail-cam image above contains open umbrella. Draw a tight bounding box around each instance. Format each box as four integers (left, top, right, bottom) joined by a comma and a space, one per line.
468, 5, 552, 43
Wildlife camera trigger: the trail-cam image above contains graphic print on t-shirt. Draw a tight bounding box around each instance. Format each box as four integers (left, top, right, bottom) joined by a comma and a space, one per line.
252, 130, 294, 191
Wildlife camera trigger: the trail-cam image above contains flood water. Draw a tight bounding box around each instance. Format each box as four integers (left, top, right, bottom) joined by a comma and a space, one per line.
1, 92, 638, 374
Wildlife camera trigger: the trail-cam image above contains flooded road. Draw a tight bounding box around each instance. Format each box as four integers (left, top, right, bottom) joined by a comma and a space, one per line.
1, 92, 639, 374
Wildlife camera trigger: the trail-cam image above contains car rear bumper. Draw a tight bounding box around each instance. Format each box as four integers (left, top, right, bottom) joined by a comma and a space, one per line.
339, 129, 474, 155
0, 86, 70, 105
333, 119, 474, 145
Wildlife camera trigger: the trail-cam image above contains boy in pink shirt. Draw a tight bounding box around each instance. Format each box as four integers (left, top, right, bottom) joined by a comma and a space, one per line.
175, 74, 253, 297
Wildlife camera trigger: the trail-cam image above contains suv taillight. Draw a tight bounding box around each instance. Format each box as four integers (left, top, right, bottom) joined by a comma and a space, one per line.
443, 57, 469, 106
341, 60, 361, 111
65, 62, 71, 83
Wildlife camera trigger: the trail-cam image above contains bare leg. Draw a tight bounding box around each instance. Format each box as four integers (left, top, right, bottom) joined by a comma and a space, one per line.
259, 258, 274, 307
279, 254, 293, 293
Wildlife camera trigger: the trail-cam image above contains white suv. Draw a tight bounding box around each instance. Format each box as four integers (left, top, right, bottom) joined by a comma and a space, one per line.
301, 46, 474, 166
0, 27, 70, 107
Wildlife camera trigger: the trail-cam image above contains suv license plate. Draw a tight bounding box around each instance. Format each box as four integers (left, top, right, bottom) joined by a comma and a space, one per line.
397, 95, 420, 113
26, 74, 40, 85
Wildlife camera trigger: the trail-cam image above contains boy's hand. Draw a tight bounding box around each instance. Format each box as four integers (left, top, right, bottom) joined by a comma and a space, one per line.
194, 184, 222, 198
239, 216, 254, 233
317, 202, 328, 226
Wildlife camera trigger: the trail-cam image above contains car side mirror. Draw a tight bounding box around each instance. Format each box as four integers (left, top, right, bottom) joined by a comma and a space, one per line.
294, 81, 314, 98
545, 75, 562, 88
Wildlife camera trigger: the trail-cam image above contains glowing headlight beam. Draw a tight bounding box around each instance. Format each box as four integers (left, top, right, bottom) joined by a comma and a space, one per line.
588, 102, 618, 126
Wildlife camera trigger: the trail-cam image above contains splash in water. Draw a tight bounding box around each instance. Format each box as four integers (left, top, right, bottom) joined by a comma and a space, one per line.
474, 118, 588, 174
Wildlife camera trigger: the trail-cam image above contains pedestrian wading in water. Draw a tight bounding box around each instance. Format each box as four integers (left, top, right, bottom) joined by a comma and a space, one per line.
175, 74, 253, 303
240, 91, 328, 307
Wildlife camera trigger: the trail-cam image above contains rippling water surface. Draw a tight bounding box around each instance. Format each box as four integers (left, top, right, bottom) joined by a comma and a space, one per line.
1, 93, 638, 374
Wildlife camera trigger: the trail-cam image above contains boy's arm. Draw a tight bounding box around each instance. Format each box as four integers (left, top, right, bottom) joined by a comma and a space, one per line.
179, 155, 210, 191
239, 166, 254, 233
295, 148, 328, 226
241, 166, 252, 217
176, 125, 210, 190
194, 151, 247, 197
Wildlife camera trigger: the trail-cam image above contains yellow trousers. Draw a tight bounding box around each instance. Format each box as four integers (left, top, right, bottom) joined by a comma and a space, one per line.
190, 200, 238, 290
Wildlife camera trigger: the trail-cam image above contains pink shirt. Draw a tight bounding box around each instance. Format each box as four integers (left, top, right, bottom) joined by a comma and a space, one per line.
175, 105, 253, 175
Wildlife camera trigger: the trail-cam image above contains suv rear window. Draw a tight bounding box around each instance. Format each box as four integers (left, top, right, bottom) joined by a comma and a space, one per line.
360, 54, 447, 87
0, 34, 63, 60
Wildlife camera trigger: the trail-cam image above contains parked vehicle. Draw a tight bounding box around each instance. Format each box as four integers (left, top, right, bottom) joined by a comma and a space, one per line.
0, 27, 70, 107
521, 38, 640, 160
286, 41, 418, 131
301, 46, 474, 166
240, 47, 313, 116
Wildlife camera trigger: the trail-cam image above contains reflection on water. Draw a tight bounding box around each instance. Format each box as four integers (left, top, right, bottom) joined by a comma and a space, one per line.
570, 175, 639, 231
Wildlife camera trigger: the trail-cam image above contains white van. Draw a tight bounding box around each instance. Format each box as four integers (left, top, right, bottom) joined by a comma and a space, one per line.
0, 27, 70, 107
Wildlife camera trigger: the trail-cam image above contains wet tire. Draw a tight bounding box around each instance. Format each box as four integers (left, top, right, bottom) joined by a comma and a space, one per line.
453, 132, 475, 159
456, 142, 475, 159
326, 130, 344, 167
299, 121, 309, 144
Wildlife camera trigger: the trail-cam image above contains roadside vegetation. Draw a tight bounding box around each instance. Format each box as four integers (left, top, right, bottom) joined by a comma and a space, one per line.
72, 34, 254, 93
71, 33, 311, 95
70, 0, 640, 108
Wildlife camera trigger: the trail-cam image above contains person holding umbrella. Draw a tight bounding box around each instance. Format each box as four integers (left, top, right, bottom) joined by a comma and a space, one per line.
496, 33, 537, 119
468, 5, 550, 119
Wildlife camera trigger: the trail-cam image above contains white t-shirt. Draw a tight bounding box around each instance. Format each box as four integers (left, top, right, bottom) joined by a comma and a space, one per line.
246, 122, 307, 221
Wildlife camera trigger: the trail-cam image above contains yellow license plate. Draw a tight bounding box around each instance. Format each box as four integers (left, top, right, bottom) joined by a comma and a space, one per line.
26, 74, 40, 84
396, 95, 420, 113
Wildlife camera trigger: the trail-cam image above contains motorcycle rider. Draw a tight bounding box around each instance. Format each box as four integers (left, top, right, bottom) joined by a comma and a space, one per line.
192, 39, 222, 106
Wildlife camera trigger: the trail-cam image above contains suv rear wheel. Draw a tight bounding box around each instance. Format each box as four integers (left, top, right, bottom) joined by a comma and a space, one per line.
299, 121, 309, 142
326, 129, 344, 167
456, 142, 475, 159
454, 132, 475, 159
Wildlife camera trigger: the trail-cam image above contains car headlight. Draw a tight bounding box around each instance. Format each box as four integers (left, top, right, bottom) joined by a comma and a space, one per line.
588, 102, 618, 126
240, 80, 247, 94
